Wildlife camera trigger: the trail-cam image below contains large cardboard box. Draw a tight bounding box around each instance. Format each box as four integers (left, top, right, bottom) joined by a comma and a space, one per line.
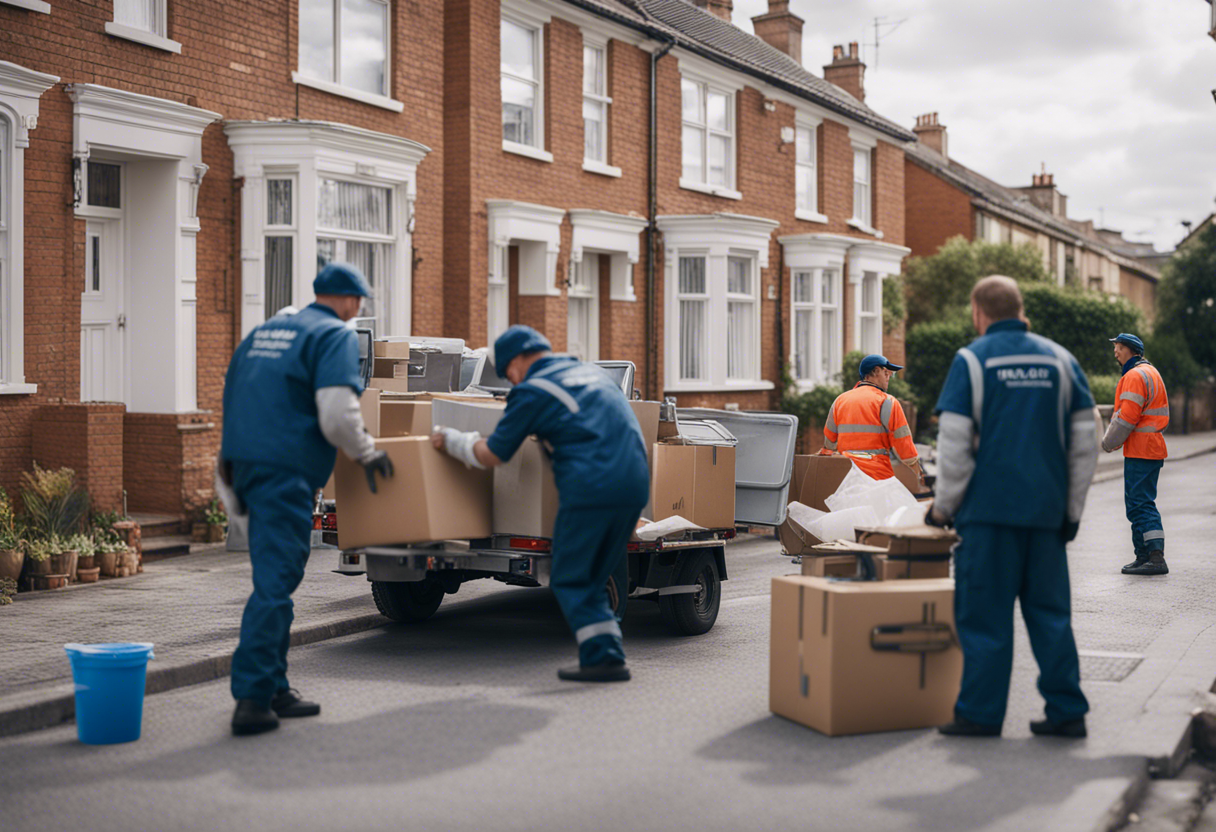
770, 575, 961, 736
333, 436, 492, 549
789, 454, 922, 512
493, 437, 560, 537
322, 389, 382, 498
651, 443, 736, 529
629, 400, 660, 518
800, 555, 857, 578
855, 524, 958, 556
374, 341, 412, 358
379, 400, 432, 436
873, 554, 951, 581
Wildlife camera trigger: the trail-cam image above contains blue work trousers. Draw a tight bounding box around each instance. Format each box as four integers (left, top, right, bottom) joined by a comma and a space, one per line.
230, 463, 315, 707
1124, 458, 1165, 556
551, 504, 642, 667
953, 523, 1089, 727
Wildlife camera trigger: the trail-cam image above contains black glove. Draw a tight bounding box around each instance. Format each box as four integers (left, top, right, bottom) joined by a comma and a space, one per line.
925, 507, 952, 530
360, 451, 394, 494
1060, 520, 1080, 543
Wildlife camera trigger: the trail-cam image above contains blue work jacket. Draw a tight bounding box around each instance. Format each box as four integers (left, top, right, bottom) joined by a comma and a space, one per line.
935, 319, 1094, 529
221, 303, 363, 488
485, 356, 650, 510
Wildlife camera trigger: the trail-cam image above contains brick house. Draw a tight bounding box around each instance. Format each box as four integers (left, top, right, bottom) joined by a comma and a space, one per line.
0, 0, 914, 520
904, 112, 1160, 322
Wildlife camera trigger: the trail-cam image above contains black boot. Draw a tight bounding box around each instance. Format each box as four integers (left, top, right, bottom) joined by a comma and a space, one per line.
1122, 550, 1168, 576
938, 714, 1001, 737
557, 663, 631, 683
232, 699, 279, 736
1030, 716, 1087, 738
271, 688, 321, 718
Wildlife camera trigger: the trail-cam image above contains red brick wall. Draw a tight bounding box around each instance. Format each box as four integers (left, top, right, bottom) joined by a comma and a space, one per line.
904, 158, 974, 259
123, 413, 216, 516
29, 403, 125, 511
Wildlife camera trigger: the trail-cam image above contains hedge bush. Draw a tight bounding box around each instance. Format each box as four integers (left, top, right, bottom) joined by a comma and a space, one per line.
1088, 374, 1118, 405
1021, 284, 1144, 378
904, 318, 975, 412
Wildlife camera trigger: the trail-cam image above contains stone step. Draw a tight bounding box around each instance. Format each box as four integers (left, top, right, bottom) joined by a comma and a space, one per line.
127, 512, 187, 539
140, 534, 193, 561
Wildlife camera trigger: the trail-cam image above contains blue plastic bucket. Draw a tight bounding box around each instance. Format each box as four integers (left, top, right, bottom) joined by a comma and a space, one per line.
64, 643, 155, 744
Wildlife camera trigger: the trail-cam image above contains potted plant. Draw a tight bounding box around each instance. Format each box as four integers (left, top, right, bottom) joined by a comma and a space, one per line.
97, 538, 125, 578
48, 534, 80, 582
204, 499, 227, 543
24, 537, 64, 589
0, 488, 23, 583
0, 577, 16, 606
72, 533, 100, 583
20, 465, 89, 562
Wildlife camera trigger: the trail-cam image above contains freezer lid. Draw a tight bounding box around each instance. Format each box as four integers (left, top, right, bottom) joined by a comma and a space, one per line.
676, 408, 799, 527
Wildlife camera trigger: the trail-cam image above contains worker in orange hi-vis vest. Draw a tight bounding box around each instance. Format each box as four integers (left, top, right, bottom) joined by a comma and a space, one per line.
1101, 333, 1170, 576
823, 354, 924, 486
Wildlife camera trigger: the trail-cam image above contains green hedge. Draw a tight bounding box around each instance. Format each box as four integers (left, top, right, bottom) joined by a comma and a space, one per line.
1021, 285, 1144, 379
1088, 374, 1118, 405
904, 318, 975, 412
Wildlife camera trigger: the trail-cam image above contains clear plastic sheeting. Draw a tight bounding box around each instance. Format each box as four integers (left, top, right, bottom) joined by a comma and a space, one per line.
805, 505, 880, 544
825, 462, 920, 521
885, 502, 930, 528
635, 515, 706, 541
786, 501, 826, 531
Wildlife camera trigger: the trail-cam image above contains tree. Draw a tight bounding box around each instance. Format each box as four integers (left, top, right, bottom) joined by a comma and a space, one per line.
1155, 224, 1216, 375
1021, 284, 1143, 379
903, 236, 1051, 328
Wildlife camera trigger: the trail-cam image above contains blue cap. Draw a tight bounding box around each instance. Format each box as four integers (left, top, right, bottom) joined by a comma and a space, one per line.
859, 354, 904, 379
492, 325, 552, 373
1110, 333, 1144, 354
313, 263, 372, 298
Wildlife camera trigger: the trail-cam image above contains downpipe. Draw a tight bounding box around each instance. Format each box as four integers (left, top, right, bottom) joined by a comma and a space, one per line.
647, 39, 675, 401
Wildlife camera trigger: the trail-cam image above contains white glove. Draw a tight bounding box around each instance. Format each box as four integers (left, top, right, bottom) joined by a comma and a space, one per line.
434, 426, 486, 470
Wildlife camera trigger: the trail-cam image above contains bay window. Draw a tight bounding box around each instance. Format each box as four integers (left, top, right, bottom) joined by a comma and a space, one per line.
858, 271, 881, 354
296, 0, 394, 106
680, 77, 736, 195
726, 255, 757, 381
316, 179, 394, 332
677, 255, 708, 381
264, 177, 295, 317
791, 268, 841, 386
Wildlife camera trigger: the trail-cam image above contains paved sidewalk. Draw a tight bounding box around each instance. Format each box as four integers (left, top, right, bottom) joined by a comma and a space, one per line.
1094, 429, 1216, 482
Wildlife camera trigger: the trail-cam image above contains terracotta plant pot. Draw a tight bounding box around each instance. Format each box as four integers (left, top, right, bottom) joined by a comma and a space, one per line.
77, 555, 96, 571
76, 566, 101, 583
49, 551, 79, 582
121, 549, 139, 573
0, 549, 24, 582
24, 556, 51, 578
206, 524, 226, 543
33, 574, 68, 590
98, 550, 119, 578
191, 523, 208, 543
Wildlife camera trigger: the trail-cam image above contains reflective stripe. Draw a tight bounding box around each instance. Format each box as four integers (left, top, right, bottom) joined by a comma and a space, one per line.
892, 425, 912, 440
837, 424, 887, 434
959, 348, 984, 427
1038, 339, 1073, 450
575, 619, 622, 644
1120, 391, 1146, 406
983, 354, 1061, 369
1143, 406, 1170, 416
1136, 367, 1156, 406
1112, 414, 1136, 429
879, 396, 894, 429
849, 447, 892, 456
824, 402, 838, 433
823, 438, 838, 450
528, 378, 581, 414
1143, 530, 1165, 541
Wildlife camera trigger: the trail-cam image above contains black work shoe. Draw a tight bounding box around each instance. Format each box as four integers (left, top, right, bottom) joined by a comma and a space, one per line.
1030, 716, 1087, 738
557, 663, 631, 683
1122, 550, 1168, 576
232, 700, 280, 736
271, 688, 321, 718
938, 715, 1001, 737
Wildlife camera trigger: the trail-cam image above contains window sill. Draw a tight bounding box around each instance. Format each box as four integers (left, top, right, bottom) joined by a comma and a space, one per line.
1, 0, 50, 13
104, 22, 182, 53
795, 208, 829, 225
582, 159, 622, 178
0, 382, 38, 396
679, 178, 742, 201
847, 217, 884, 239
665, 380, 775, 393
503, 141, 554, 163
291, 72, 404, 113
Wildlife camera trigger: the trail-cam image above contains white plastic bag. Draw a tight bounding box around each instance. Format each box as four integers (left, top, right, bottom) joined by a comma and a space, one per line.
885, 502, 929, 528
825, 469, 919, 523
805, 505, 881, 544
786, 501, 827, 531
635, 515, 706, 541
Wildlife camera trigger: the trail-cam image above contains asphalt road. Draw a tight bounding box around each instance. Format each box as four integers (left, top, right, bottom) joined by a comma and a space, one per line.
3, 453, 1214, 832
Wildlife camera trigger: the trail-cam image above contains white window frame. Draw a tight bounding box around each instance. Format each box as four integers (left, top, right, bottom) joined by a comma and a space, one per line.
581, 30, 620, 177
846, 240, 910, 353
105, 0, 182, 53
725, 253, 760, 382
263, 174, 297, 318
568, 208, 646, 302
501, 6, 552, 163
790, 267, 842, 388
857, 271, 882, 355
658, 213, 779, 392
678, 61, 741, 201
1, 0, 52, 14
292, 0, 402, 113
850, 142, 873, 231
794, 114, 826, 224
0, 62, 58, 395
316, 177, 397, 334
567, 255, 600, 362
226, 120, 430, 339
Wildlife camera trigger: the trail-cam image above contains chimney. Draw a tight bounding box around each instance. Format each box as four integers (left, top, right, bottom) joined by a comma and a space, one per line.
751, 1, 805, 64
823, 41, 865, 102
1013, 164, 1068, 218
912, 112, 948, 159
690, 0, 733, 22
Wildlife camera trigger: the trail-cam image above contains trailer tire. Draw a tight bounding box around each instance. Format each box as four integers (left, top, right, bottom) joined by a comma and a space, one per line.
371, 579, 444, 623
658, 548, 720, 636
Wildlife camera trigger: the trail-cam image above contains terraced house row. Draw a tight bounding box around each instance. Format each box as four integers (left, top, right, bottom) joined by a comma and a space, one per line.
0, 0, 1057, 521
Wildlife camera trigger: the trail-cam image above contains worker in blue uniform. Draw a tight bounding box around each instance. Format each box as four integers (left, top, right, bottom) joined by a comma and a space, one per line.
928, 276, 1099, 739
432, 325, 649, 682
218, 263, 394, 736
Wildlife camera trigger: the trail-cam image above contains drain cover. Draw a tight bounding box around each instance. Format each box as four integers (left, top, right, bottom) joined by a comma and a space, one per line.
1078, 650, 1144, 682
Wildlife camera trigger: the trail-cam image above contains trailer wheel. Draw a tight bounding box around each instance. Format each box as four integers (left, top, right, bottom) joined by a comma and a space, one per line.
658, 549, 720, 636
371, 579, 444, 623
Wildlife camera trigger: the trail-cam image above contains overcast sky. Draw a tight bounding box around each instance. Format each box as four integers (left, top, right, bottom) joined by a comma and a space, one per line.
732, 0, 1216, 252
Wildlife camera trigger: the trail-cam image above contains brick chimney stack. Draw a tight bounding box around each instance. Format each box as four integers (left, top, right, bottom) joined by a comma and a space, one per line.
823, 42, 865, 102
1013, 164, 1068, 217
751, 1, 805, 65
691, 0, 733, 22
913, 112, 948, 159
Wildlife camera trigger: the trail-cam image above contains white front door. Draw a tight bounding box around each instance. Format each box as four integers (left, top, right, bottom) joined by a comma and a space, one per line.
80, 218, 125, 402
567, 256, 599, 362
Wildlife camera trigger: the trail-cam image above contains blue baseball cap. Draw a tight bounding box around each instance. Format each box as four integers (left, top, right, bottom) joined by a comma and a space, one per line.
859, 353, 904, 379
1109, 333, 1144, 354
492, 325, 552, 373
313, 262, 372, 298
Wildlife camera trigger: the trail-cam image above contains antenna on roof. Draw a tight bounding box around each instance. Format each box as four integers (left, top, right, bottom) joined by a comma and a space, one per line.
865, 16, 908, 70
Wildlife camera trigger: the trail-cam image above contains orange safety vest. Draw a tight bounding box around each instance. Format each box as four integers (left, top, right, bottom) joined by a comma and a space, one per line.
823, 382, 919, 480
1112, 359, 1169, 460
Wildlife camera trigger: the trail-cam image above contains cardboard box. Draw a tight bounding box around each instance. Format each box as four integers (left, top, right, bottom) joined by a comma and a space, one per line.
770, 575, 961, 736
651, 443, 736, 530
855, 524, 958, 557
360, 388, 382, 437
333, 436, 491, 549
373, 357, 411, 379
873, 554, 951, 581
379, 400, 432, 436
789, 453, 923, 513
374, 341, 412, 358
800, 555, 858, 578
493, 437, 560, 537
630, 400, 660, 519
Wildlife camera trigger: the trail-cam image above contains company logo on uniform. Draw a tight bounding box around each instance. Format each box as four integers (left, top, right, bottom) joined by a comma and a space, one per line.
249, 328, 298, 359
997, 366, 1052, 388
